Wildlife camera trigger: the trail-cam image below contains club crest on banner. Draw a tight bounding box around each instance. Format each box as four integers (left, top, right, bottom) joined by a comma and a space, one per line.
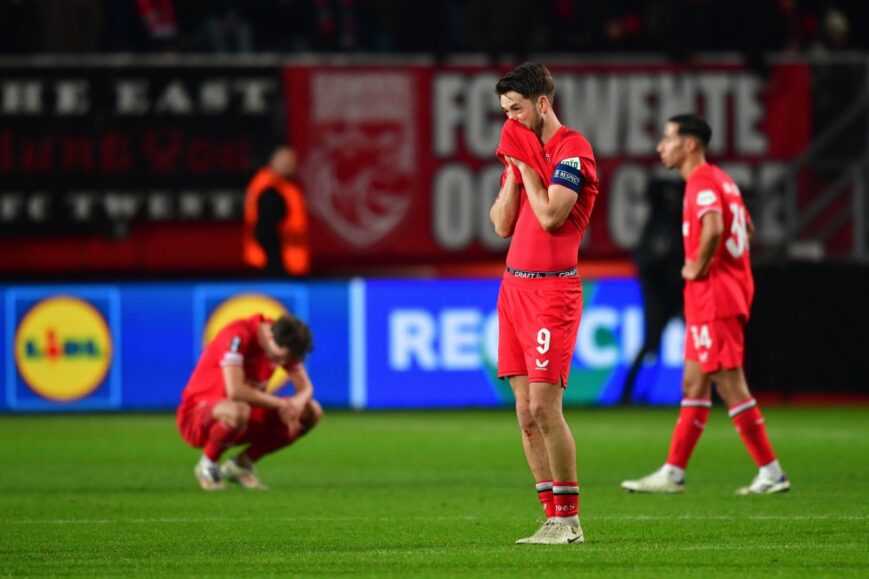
302, 72, 415, 248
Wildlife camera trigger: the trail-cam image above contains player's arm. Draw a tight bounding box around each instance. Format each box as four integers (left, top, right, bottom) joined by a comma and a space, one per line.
683, 212, 724, 280
284, 363, 313, 407
278, 363, 314, 424
490, 162, 521, 238
221, 365, 283, 410
511, 157, 575, 232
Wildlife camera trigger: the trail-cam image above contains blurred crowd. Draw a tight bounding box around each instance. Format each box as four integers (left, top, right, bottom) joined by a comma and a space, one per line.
0, 0, 865, 59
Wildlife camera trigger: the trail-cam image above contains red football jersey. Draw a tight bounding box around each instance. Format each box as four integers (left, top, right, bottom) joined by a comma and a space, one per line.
180, 314, 279, 405
505, 126, 599, 272
682, 163, 754, 324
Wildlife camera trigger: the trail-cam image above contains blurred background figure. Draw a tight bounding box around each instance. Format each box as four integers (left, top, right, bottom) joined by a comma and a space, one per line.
243, 146, 311, 278
621, 179, 684, 405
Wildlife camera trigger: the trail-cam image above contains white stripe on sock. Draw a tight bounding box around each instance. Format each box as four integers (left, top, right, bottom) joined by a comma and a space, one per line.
728, 398, 757, 417
681, 398, 712, 408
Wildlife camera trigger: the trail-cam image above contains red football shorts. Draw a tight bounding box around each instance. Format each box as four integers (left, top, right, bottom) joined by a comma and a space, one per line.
684, 316, 745, 374
177, 399, 290, 448
497, 273, 583, 386
177, 399, 220, 448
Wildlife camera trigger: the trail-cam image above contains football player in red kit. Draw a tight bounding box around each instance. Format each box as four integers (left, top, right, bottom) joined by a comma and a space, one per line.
621, 114, 789, 495
491, 63, 599, 544
177, 313, 322, 490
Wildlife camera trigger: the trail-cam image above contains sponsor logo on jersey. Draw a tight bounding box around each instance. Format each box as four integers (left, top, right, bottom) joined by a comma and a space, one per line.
535, 358, 550, 370
697, 190, 717, 206
15, 296, 112, 402
559, 157, 581, 170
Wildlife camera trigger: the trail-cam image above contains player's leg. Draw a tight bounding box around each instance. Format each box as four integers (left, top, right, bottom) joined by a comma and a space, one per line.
195, 400, 251, 490
225, 400, 324, 489
714, 366, 789, 494
509, 374, 557, 544
498, 282, 560, 542
525, 380, 583, 544
664, 361, 712, 476
621, 359, 711, 493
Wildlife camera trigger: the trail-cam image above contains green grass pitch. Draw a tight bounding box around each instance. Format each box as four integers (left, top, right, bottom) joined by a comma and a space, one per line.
1, 407, 867, 577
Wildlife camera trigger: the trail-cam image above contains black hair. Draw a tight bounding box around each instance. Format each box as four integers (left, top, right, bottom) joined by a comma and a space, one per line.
495, 62, 555, 103
669, 113, 712, 148
272, 314, 314, 360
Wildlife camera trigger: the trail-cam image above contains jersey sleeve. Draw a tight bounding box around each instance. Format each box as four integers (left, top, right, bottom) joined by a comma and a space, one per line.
686, 177, 723, 222
216, 327, 253, 368
550, 138, 596, 195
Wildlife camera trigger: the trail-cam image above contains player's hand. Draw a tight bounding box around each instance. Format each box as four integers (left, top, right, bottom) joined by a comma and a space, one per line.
278, 397, 302, 425
682, 261, 702, 280
509, 157, 542, 188
507, 156, 527, 171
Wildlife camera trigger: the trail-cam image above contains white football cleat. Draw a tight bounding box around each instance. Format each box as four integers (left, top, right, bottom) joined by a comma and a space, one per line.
736, 473, 790, 495
533, 521, 584, 545
194, 460, 225, 491
515, 520, 553, 545
221, 456, 269, 490
621, 470, 685, 494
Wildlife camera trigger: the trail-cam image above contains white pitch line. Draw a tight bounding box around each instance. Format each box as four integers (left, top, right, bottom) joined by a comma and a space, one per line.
3, 514, 865, 525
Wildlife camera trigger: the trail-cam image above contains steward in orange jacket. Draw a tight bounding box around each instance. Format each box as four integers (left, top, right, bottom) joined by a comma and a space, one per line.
243, 147, 310, 276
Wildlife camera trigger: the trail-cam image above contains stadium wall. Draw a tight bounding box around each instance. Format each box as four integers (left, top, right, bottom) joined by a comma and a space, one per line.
0, 56, 814, 273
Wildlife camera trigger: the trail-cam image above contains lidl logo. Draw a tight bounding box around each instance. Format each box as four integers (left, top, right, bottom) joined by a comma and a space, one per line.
203, 293, 289, 392
14, 296, 113, 402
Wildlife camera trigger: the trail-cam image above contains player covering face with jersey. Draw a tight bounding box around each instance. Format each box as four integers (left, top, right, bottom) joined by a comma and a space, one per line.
491, 63, 600, 545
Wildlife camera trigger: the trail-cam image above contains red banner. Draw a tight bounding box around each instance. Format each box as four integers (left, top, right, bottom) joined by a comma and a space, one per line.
291, 62, 811, 268
1, 60, 811, 274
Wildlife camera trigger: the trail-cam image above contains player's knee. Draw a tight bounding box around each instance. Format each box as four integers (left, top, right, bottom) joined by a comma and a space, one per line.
529, 399, 557, 429
226, 402, 251, 428
514, 398, 533, 421
515, 403, 535, 431
681, 378, 706, 399
303, 400, 323, 429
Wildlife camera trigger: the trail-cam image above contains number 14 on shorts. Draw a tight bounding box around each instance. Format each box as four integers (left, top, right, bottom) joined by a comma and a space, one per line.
690, 324, 712, 350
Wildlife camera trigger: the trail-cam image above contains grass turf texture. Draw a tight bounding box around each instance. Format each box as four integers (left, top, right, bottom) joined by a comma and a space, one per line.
0, 407, 867, 577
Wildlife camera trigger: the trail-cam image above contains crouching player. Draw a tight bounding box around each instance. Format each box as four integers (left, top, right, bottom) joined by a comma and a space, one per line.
177, 313, 322, 490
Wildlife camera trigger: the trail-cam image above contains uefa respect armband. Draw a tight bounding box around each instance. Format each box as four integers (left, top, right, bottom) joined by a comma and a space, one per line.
550, 157, 583, 193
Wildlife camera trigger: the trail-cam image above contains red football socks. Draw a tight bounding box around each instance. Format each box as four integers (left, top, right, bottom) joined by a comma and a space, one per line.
203, 421, 245, 462
535, 481, 555, 519
665, 399, 711, 469
553, 481, 579, 519
729, 398, 776, 467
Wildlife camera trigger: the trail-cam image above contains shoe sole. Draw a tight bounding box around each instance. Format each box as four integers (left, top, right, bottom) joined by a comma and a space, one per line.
223, 474, 268, 490
736, 482, 791, 495
621, 484, 684, 494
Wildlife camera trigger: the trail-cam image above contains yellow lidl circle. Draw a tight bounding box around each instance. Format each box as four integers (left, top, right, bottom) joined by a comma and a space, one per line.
15, 296, 112, 402
204, 294, 289, 392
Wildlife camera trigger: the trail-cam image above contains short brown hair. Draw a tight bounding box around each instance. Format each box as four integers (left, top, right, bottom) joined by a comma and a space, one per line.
272, 314, 313, 360
495, 62, 555, 103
